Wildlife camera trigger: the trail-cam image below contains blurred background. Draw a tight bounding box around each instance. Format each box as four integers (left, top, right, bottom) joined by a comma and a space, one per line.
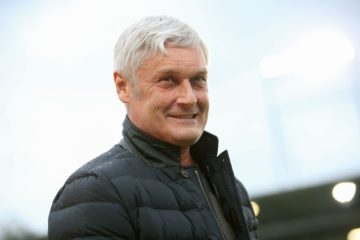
1, 0, 359, 239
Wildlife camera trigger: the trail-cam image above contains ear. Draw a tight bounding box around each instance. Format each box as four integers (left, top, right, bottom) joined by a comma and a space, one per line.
114, 72, 131, 103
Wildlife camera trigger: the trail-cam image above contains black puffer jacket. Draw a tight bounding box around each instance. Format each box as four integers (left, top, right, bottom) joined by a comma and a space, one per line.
49, 118, 258, 239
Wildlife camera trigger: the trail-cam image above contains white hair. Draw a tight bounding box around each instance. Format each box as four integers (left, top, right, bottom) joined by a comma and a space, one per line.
114, 15, 208, 85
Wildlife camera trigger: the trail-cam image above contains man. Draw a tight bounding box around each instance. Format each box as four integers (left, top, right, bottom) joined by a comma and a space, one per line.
49, 15, 258, 240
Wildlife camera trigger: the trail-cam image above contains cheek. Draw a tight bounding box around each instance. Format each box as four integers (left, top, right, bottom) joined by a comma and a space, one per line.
152, 92, 177, 108
196, 91, 209, 106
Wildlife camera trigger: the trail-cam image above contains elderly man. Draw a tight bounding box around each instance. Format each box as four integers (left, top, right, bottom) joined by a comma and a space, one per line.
48, 16, 258, 240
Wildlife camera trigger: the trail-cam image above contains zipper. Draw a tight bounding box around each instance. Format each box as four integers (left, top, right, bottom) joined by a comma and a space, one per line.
194, 168, 226, 240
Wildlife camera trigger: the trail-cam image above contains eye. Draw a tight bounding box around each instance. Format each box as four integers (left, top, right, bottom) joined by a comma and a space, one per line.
158, 76, 177, 88
191, 75, 207, 87
197, 76, 207, 81
160, 76, 175, 82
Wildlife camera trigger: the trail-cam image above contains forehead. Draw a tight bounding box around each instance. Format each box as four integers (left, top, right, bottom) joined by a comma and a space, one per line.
140, 46, 207, 74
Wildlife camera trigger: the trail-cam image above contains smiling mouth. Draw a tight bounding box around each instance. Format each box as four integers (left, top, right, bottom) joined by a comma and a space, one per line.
169, 114, 198, 119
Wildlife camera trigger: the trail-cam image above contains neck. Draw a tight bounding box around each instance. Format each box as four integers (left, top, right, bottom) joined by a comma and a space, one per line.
180, 147, 194, 167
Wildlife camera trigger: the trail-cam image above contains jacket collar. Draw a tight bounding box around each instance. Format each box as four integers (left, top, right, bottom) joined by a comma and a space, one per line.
121, 116, 219, 168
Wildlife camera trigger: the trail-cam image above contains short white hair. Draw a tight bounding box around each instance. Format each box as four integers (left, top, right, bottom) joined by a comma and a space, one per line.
114, 15, 208, 85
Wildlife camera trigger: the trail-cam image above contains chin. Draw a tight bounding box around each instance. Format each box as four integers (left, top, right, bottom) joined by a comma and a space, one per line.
170, 131, 203, 147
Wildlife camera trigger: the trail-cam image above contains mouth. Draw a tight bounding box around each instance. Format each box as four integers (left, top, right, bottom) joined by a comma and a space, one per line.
169, 113, 198, 119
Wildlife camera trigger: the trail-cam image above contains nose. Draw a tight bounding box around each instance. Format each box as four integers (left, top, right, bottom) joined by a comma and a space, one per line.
177, 80, 197, 106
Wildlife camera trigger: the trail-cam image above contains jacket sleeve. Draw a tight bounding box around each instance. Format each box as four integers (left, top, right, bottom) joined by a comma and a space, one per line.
235, 179, 259, 239
48, 171, 135, 240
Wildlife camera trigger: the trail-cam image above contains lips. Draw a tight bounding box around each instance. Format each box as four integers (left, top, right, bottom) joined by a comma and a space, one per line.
169, 113, 198, 119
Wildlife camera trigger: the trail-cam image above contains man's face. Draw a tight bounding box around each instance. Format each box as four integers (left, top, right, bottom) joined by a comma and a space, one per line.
125, 46, 209, 147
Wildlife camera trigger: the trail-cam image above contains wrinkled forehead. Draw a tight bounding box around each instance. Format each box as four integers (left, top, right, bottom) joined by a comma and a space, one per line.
139, 46, 207, 71
165, 42, 207, 62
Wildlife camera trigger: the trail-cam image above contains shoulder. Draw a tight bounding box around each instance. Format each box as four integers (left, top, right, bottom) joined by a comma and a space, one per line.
67, 143, 149, 184
71, 144, 131, 177
48, 143, 143, 239
50, 143, 158, 210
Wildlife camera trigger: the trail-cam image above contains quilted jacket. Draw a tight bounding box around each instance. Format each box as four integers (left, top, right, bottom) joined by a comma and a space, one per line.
48, 117, 258, 239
